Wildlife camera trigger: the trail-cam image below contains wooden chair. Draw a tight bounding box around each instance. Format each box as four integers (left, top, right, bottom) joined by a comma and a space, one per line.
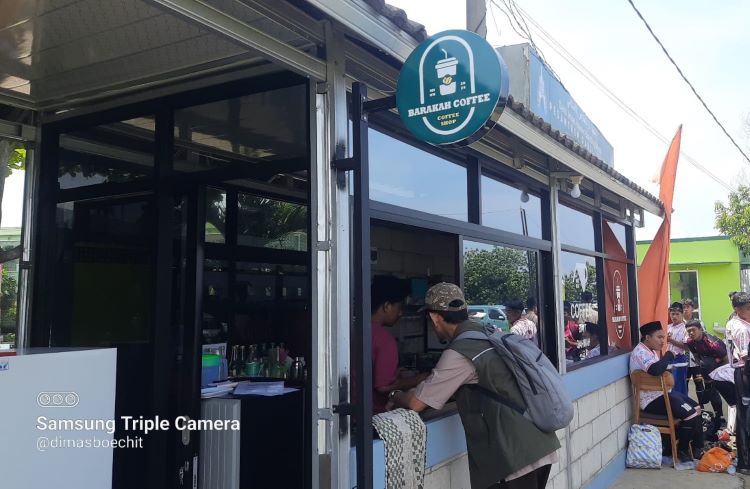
630, 370, 693, 468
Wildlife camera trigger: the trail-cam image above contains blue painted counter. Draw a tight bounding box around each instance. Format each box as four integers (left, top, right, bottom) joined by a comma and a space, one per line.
351, 353, 632, 487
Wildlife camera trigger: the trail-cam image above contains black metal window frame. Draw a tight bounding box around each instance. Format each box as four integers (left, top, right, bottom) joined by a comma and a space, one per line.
31, 71, 314, 489
557, 195, 639, 371
340, 81, 649, 487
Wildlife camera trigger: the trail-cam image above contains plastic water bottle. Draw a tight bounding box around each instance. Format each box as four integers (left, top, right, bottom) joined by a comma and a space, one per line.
728, 464, 737, 475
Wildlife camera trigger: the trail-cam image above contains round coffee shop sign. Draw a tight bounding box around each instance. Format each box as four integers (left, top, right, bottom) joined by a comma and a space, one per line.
396, 30, 509, 146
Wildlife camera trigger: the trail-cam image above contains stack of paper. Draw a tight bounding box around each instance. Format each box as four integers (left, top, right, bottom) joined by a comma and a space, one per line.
200, 384, 235, 398
233, 381, 297, 397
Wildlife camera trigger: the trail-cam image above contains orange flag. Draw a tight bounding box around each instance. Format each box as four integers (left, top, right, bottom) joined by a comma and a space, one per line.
637, 126, 682, 332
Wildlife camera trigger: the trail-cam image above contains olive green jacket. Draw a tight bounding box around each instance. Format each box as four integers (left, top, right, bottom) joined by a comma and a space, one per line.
449, 320, 560, 488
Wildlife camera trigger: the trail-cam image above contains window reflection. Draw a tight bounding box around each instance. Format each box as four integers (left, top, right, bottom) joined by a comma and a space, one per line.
606, 220, 627, 252
173, 85, 307, 171
369, 129, 468, 220
481, 175, 542, 238
58, 117, 155, 190
237, 193, 308, 251
557, 203, 595, 251
560, 251, 602, 364
205, 188, 227, 244
463, 240, 540, 345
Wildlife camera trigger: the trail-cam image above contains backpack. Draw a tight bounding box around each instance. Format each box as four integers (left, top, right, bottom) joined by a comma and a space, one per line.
454, 329, 574, 433
626, 424, 662, 469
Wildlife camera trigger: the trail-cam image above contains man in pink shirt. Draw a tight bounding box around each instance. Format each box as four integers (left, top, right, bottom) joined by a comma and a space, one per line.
371, 275, 427, 413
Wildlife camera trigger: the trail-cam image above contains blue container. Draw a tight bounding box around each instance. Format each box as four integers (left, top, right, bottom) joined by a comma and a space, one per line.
201, 354, 221, 386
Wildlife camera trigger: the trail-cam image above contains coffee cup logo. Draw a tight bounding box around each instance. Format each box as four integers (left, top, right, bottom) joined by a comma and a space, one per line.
612, 270, 626, 340
436, 50, 458, 96
397, 30, 509, 146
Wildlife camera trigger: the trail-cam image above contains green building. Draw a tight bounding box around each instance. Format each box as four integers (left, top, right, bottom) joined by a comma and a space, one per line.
636, 236, 750, 335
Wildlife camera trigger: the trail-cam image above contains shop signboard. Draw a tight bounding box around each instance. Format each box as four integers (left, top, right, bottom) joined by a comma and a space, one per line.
497, 44, 614, 166
603, 223, 631, 349
396, 30, 509, 146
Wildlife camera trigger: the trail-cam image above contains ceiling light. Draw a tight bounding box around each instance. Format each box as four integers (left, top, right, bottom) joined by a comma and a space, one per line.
520, 190, 530, 203
569, 176, 583, 199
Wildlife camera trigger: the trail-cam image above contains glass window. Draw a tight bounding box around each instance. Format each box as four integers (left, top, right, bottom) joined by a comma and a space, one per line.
205, 188, 227, 244
560, 251, 602, 365
463, 240, 539, 343
173, 85, 308, 172
669, 271, 700, 317
203, 259, 229, 344
369, 129, 467, 220
0, 257, 19, 350
557, 203, 595, 251
602, 221, 632, 351
58, 117, 155, 190
488, 309, 504, 321
54, 198, 155, 346
481, 175, 542, 238
606, 220, 628, 252
0, 138, 24, 351
237, 193, 308, 251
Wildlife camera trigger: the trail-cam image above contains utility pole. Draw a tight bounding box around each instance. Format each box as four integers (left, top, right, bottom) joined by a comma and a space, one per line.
466, 0, 487, 38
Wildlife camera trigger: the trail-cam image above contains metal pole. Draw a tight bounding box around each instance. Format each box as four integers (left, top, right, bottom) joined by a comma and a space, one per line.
351, 81, 373, 489
466, 0, 487, 38
549, 177, 566, 375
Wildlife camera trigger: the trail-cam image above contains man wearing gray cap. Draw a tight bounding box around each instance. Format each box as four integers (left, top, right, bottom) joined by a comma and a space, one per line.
388, 283, 559, 489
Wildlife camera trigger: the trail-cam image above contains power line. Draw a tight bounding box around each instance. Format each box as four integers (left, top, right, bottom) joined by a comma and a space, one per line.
489, 0, 555, 79
486, 0, 501, 39
493, 2, 733, 191
626, 0, 750, 166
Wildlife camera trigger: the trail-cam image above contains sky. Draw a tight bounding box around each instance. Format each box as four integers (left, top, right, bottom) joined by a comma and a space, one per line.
387, 0, 750, 241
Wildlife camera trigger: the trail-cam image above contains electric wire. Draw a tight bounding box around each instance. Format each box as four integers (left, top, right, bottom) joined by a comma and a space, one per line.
486, 0, 501, 39
490, 2, 733, 191
626, 0, 750, 166
490, 0, 556, 79
512, 3, 731, 191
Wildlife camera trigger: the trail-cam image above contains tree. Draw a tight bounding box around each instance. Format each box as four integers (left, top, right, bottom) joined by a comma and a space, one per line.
204, 189, 308, 251
0, 264, 18, 332
561, 263, 597, 301
715, 184, 750, 253
463, 247, 534, 305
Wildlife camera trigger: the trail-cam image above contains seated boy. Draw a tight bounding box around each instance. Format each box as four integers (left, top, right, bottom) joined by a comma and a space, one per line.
629, 321, 705, 461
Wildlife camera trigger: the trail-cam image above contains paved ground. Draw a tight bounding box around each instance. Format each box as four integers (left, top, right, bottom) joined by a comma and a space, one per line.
611, 468, 748, 488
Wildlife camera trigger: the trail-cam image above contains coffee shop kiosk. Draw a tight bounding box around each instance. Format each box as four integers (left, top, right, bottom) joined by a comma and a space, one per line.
0, 1, 663, 488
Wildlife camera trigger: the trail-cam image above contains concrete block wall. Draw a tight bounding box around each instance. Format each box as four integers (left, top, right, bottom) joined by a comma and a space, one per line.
419, 375, 632, 489
548, 376, 633, 489
424, 453, 470, 489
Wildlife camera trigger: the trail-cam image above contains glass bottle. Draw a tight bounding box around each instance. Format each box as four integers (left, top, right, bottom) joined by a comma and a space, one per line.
238, 346, 247, 376
229, 345, 240, 378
